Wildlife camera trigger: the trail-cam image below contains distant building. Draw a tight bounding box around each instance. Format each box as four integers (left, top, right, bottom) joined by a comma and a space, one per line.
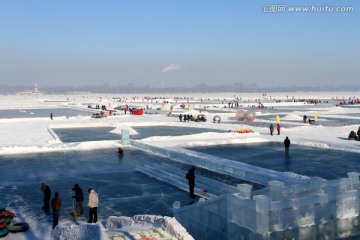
21, 83, 43, 95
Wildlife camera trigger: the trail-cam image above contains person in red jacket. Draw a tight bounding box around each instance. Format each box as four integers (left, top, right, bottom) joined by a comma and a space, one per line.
277, 124, 281, 135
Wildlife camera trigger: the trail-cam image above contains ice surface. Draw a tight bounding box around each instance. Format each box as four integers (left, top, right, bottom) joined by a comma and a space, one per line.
1, 92, 360, 239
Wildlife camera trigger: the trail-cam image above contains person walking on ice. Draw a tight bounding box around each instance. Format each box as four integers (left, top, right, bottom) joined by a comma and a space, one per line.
284, 136, 291, 154
277, 123, 281, 135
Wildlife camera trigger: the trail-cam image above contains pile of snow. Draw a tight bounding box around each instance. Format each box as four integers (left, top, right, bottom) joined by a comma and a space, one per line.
51, 215, 194, 240
106, 215, 194, 240
282, 114, 303, 121
52, 223, 108, 240
283, 172, 310, 180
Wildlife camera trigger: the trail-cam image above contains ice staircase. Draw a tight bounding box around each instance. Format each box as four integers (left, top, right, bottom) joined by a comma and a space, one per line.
136, 162, 239, 199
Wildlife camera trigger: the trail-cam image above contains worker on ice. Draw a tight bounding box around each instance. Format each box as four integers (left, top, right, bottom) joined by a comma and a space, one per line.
284, 137, 291, 154
186, 167, 196, 199
117, 147, 124, 156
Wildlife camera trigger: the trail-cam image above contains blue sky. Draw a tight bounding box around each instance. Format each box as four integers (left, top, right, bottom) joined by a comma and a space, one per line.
0, 0, 359, 88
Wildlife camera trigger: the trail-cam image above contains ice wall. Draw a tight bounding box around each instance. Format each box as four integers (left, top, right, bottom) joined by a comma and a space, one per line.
131, 140, 360, 239
173, 173, 360, 240
136, 162, 239, 199
131, 140, 307, 186
173, 195, 229, 240
121, 129, 130, 145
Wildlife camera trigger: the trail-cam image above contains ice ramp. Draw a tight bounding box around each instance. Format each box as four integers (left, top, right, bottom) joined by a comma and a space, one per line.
136, 162, 239, 199
131, 140, 308, 186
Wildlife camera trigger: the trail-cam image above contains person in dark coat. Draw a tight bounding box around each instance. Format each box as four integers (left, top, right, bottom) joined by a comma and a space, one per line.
51, 192, 62, 229
284, 137, 291, 154
270, 124, 274, 135
303, 115, 307, 123
117, 147, 124, 156
179, 114, 183, 122
72, 184, 84, 215
40, 183, 51, 213
186, 167, 196, 199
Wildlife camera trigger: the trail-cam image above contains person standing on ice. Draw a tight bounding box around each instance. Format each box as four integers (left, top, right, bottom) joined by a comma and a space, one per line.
40, 183, 51, 213
50, 113, 53, 120
284, 137, 291, 154
186, 167, 196, 199
270, 124, 274, 135
276, 123, 281, 135
179, 114, 183, 122
117, 147, 124, 156
51, 192, 62, 229
87, 187, 99, 223
72, 184, 84, 215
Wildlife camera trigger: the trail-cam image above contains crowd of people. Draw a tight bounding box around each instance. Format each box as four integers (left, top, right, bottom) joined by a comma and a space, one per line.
88, 104, 107, 110
39, 148, 124, 229
178, 114, 207, 122
40, 183, 99, 229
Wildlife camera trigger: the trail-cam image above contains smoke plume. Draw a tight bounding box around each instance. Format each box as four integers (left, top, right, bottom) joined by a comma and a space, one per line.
162, 64, 181, 73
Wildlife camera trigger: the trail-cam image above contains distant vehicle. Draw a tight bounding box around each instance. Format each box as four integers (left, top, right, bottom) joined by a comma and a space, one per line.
193, 114, 207, 122
131, 108, 144, 115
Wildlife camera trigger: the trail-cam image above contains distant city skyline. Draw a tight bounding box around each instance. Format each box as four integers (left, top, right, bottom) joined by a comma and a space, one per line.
0, 1, 359, 88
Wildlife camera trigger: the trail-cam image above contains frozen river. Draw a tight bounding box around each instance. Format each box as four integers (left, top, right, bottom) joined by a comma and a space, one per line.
1, 92, 360, 239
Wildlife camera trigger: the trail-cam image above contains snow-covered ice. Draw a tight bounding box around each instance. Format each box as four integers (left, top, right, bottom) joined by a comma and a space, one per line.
1, 91, 360, 239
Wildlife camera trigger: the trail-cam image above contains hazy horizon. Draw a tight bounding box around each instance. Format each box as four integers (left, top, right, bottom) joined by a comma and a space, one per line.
1, 1, 359, 88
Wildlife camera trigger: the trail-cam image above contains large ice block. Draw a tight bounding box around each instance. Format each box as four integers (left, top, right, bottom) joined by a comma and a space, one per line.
121, 129, 130, 145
